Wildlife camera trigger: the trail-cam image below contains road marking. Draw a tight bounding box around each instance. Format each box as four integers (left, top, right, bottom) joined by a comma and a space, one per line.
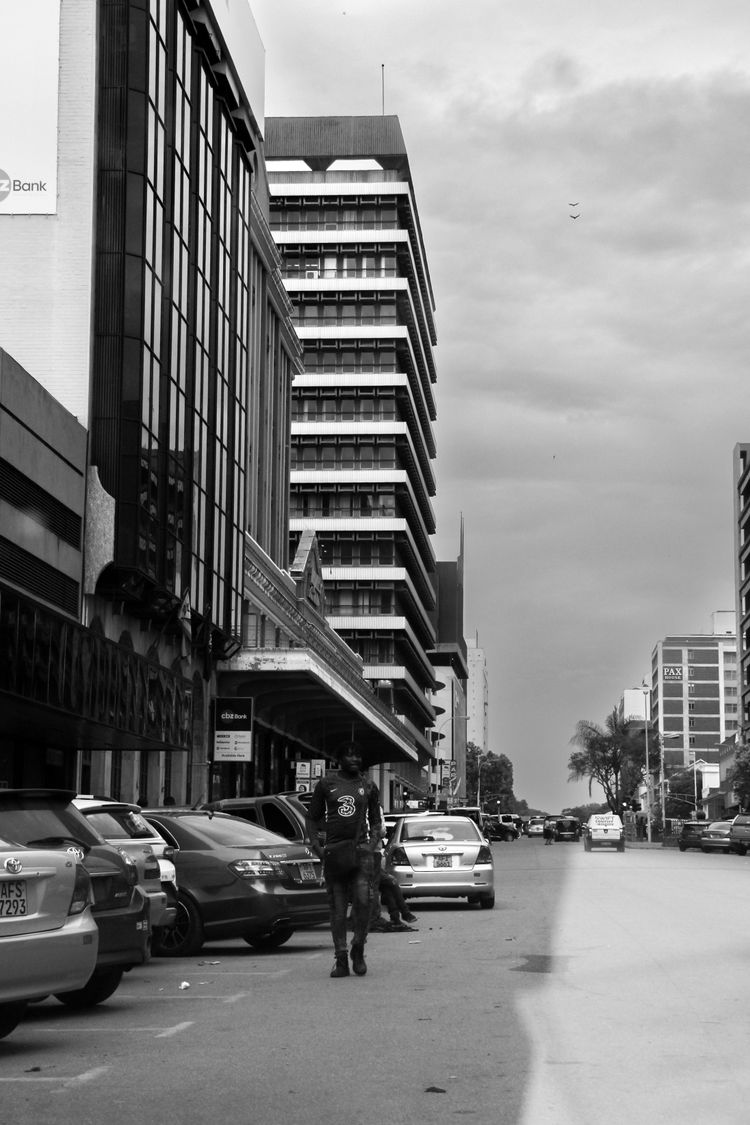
0, 1066, 111, 1088
155, 1021, 193, 1038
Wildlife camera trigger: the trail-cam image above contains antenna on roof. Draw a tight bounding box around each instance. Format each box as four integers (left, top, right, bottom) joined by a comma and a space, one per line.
381, 64, 385, 114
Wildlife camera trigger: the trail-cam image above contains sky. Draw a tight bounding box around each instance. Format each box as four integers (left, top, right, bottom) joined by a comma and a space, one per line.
251, 0, 750, 813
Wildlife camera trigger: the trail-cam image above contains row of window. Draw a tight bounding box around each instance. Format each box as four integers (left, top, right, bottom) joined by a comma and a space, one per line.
291, 444, 398, 471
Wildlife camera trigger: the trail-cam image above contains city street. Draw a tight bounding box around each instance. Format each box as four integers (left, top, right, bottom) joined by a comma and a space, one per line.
2, 837, 750, 1125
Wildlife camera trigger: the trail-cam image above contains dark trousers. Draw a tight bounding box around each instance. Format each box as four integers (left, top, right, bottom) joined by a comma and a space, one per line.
326, 865, 373, 953
379, 869, 410, 921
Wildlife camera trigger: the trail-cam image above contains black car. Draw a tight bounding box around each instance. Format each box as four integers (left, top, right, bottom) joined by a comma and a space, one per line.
0, 789, 150, 1007
144, 809, 328, 956
678, 822, 706, 852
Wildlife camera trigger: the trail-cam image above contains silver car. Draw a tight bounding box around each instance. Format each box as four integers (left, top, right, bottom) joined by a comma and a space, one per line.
385, 815, 495, 909
1, 838, 99, 1039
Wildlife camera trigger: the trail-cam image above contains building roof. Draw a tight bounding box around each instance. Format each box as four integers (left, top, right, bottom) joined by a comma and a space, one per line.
264, 115, 409, 171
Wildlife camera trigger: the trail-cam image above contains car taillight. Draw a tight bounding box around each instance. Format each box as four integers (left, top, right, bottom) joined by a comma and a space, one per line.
69, 864, 93, 915
476, 846, 493, 864
229, 858, 285, 880
143, 854, 161, 880
388, 847, 410, 866
115, 848, 140, 886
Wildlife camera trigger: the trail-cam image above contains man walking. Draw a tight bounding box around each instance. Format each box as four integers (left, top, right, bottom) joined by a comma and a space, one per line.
306, 743, 382, 978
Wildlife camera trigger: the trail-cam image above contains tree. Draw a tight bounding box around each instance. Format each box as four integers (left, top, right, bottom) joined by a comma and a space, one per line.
568, 708, 647, 814
727, 745, 750, 810
465, 743, 516, 811
664, 767, 703, 818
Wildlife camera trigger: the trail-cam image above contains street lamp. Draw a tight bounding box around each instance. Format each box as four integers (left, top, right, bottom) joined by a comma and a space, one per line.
641, 681, 652, 843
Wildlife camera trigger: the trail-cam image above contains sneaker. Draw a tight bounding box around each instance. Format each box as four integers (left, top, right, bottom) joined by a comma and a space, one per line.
330, 952, 350, 978
402, 912, 418, 924
350, 943, 367, 976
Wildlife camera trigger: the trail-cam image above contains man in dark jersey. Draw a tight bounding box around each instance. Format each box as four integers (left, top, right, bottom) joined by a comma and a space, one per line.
306, 743, 382, 978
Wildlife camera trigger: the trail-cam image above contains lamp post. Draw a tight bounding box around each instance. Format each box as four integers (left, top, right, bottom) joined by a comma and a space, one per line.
430, 710, 468, 807
642, 681, 652, 843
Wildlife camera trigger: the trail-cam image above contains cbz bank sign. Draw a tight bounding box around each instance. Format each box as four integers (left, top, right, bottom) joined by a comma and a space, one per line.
0, 1, 59, 215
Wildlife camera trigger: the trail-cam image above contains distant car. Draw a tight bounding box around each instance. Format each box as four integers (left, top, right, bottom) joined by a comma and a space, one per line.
0, 789, 150, 1008
143, 809, 328, 956
527, 816, 547, 838
554, 817, 581, 842
584, 813, 625, 852
0, 837, 99, 1039
728, 814, 750, 856
700, 821, 733, 852
678, 822, 707, 852
74, 797, 178, 935
385, 814, 495, 909
483, 815, 519, 842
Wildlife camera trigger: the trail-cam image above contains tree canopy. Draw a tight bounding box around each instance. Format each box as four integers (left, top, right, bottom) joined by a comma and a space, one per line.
568, 708, 647, 814
465, 742, 517, 811
727, 745, 750, 811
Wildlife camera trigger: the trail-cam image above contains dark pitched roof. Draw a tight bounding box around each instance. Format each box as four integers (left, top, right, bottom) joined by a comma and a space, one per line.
264, 115, 409, 172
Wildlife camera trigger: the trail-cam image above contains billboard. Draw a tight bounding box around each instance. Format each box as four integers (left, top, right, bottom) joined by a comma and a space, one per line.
0, 0, 60, 215
213, 698, 253, 763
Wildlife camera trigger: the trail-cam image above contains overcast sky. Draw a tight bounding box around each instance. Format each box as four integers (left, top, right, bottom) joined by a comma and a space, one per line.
251, 0, 750, 812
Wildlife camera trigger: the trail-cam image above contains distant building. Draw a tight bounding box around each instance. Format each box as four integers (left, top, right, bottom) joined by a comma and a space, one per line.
466, 636, 489, 754
650, 613, 738, 775
734, 443, 750, 743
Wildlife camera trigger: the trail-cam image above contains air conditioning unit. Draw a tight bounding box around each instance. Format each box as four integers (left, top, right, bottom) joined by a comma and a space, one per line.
305, 270, 319, 279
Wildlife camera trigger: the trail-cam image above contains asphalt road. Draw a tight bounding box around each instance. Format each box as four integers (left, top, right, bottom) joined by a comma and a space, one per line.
2, 837, 750, 1125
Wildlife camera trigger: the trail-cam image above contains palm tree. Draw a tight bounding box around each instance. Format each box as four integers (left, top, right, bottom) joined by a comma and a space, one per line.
569, 708, 646, 814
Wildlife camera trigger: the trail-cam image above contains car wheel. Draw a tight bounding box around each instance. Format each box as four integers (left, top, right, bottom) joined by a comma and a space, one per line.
738, 846, 748, 857
243, 927, 295, 951
679, 844, 687, 851
479, 892, 495, 909
701, 846, 709, 853
55, 968, 123, 1009
152, 893, 204, 957
0, 1001, 27, 1040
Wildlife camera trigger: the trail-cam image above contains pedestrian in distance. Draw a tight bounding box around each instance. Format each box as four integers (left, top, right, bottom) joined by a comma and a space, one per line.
543, 818, 555, 845
306, 742, 382, 978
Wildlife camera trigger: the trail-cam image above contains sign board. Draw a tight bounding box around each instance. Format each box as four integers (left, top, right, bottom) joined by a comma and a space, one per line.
0, 1, 60, 214
295, 759, 327, 792
213, 698, 253, 762
663, 665, 683, 680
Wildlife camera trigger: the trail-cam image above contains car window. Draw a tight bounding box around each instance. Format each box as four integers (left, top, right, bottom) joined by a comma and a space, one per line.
402, 818, 480, 843
83, 808, 156, 840
261, 803, 299, 840
0, 796, 103, 847
151, 814, 291, 848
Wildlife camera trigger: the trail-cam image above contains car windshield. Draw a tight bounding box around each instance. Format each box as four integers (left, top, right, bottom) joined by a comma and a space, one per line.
0, 795, 102, 847
83, 808, 156, 841
152, 813, 291, 848
707, 822, 728, 831
402, 818, 480, 843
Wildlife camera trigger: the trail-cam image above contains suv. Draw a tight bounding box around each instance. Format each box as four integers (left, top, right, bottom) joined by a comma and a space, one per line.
0, 789, 150, 1007
678, 821, 708, 852
202, 793, 315, 844
728, 814, 750, 856
74, 797, 178, 935
584, 813, 625, 852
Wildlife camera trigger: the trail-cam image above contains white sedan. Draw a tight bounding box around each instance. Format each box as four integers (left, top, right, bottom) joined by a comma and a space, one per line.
385, 815, 495, 909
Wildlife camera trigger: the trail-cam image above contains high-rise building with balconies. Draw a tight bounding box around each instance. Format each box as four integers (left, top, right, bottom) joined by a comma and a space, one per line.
265, 116, 438, 767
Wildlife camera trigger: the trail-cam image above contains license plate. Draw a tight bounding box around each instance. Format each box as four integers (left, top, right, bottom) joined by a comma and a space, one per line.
0, 880, 27, 916
433, 855, 452, 868
297, 862, 316, 881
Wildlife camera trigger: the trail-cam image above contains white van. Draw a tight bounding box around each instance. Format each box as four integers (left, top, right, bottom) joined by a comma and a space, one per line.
584, 813, 624, 852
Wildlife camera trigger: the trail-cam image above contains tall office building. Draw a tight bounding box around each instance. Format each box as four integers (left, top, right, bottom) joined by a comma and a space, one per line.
734, 443, 750, 742
466, 636, 489, 754
265, 117, 439, 767
0, 3, 417, 798
651, 612, 738, 773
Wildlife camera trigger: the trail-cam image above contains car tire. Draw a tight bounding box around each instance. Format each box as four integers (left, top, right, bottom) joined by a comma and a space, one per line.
0, 1001, 27, 1040
479, 892, 495, 909
679, 844, 687, 851
243, 927, 295, 950
55, 968, 124, 1009
701, 846, 709, 853
152, 893, 204, 957
737, 845, 748, 857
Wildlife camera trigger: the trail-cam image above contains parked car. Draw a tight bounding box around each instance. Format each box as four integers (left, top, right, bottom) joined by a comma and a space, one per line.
678, 822, 706, 852
202, 793, 313, 844
728, 814, 750, 856
385, 814, 495, 909
143, 809, 328, 956
0, 789, 150, 1007
700, 821, 733, 853
584, 813, 625, 852
0, 836, 100, 1039
527, 816, 547, 838
74, 797, 178, 936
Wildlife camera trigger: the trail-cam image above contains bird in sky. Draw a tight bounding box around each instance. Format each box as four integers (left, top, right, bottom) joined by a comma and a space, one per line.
570, 213, 580, 219
569, 202, 579, 207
